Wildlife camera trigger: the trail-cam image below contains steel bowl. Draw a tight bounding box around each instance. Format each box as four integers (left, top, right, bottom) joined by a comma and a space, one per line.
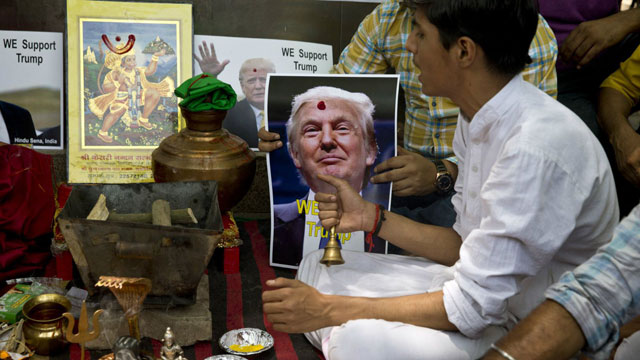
204, 355, 248, 360
219, 328, 274, 356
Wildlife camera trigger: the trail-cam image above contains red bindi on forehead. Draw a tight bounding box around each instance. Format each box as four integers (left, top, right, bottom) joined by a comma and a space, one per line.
317, 101, 326, 110
253, 68, 257, 72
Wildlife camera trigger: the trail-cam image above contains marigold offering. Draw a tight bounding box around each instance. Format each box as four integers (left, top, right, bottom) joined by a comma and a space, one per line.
229, 344, 264, 353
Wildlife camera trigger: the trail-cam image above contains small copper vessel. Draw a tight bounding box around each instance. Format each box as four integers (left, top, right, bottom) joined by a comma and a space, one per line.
22, 293, 72, 355
152, 106, 256, 211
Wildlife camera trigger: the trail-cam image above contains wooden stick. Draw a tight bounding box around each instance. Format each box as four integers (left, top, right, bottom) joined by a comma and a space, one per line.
86, 195, 198, 224
86, 194, 109, 221
107, 208, 197, 224
152, 199, 171, 226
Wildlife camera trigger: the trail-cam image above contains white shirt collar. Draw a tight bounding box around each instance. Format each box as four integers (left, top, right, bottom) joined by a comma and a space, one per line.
249, 103, 263, 130
465, 75, 523, 143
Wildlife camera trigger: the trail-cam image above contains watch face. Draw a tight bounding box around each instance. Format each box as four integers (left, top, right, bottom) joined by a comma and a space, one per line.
436, 174, 453, 192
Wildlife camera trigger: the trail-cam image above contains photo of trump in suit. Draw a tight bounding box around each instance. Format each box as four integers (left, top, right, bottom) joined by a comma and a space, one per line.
223, 58, 275, 148
268, 75, 398, 268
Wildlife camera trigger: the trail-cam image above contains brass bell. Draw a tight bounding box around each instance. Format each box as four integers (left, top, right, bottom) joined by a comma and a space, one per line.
320, 226, 345, 267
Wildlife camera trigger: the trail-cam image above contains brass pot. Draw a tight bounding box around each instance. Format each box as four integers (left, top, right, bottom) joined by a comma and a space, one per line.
152, 106, 256, 212
22, 293, 72, 355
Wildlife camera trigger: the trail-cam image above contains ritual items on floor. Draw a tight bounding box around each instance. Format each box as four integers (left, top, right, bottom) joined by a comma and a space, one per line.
0, 278, 68, 324
218, 328, 273, 356
21, 293, 71, 356
58, 181, 221, 305
97, 335, 160, 360
0, 320, 31, 358
86, 194, 197, 226
203, 355, 247, 360
62, 300, 103, 360
95, 276, 150, 340
160, 327, 186, 360
0, 285, 34, 324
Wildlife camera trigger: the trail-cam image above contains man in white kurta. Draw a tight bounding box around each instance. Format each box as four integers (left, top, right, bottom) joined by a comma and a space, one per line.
262, 1, 619, 359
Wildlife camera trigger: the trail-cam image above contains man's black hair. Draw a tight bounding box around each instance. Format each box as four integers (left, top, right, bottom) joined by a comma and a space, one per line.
404, 0, 539, 76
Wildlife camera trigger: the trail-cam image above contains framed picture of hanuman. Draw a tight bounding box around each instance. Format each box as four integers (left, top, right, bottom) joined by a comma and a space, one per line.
67, 0, 192, 183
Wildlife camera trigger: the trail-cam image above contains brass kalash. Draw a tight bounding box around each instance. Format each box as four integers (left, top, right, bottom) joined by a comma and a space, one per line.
319, 226, 344, 266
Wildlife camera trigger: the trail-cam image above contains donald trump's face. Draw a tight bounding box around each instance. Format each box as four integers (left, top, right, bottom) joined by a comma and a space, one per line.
290, 98, 376, 194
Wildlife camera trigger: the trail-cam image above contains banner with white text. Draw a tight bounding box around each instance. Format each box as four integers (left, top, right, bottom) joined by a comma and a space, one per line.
0, 30, 64, 149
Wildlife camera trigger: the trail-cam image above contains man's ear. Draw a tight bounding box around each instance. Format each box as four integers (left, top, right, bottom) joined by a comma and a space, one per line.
455, 36, 477, 68
365, 141, 377, 166
289, 144, 302, 169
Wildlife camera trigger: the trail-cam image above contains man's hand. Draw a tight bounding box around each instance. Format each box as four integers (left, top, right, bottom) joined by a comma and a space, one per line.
257, 127, 283, 152
153, 48, 166, 58
560, 14, 632, 69
371, 147, 437, 196
262, 278, 330, 333
611, 129, 640, 188
194, 41, 230, 76
315, 173, 376, 233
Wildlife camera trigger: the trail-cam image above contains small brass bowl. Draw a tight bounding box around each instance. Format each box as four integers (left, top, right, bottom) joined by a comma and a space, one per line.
22, 293, 72, 355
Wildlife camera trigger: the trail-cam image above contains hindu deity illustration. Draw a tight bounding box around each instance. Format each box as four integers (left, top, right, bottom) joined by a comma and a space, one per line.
88, 40, 175, 143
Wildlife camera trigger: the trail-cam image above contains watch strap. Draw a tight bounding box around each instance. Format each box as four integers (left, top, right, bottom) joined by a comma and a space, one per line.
434, 159, 448, 174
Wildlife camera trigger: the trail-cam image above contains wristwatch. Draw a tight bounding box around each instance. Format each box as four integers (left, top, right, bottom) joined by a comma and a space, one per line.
433, 160, 454, 194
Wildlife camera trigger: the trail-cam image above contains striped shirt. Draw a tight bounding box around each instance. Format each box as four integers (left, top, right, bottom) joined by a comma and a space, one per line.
331, 0, 558, 164
546, 204, 640, 359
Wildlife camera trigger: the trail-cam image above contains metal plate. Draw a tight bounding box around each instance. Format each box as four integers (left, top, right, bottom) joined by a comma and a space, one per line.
219, 328, 274, 356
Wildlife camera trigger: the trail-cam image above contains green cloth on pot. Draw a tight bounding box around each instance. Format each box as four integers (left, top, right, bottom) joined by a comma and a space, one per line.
175, 73, 237, 111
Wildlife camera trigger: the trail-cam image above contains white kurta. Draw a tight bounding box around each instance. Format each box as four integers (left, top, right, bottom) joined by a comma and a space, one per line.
297, 76, 618, 359
445, 76, 618, 337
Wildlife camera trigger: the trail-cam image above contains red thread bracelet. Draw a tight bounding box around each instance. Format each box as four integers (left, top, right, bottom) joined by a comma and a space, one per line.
365, 204, 381, 252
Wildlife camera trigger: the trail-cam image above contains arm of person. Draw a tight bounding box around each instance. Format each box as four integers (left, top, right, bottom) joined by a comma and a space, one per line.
521, 15, 558, 98
483, 300, 585, 360
262, 278, 456, 333
561, 8, 640, 69
316, 173, 462, 265
488, 204, 640, 360
620, 315, 640, 340
598, 47, 640, 188
330, 1, 394, 75
371, 147, 458, 196
144, 49, 165, 76
193, 40, 230, 76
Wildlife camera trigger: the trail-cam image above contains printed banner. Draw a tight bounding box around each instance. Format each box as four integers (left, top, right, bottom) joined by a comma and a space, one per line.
0, 30, 64, 149
267, 74, 399, 269
67, 0, 192, 183
193, 35, 333, 149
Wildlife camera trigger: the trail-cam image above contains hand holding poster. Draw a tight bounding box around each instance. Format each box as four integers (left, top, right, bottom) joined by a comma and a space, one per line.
267, 74, 399, 268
